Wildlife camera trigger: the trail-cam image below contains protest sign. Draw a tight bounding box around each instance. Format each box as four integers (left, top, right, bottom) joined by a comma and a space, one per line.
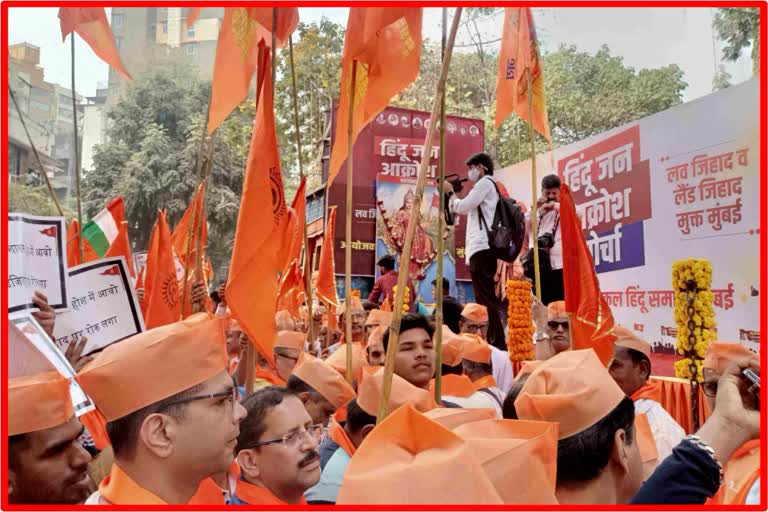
11, 315, 95, 416
53, 256, 145, 356
133, 250, 148, 274
8, 213, 68, 314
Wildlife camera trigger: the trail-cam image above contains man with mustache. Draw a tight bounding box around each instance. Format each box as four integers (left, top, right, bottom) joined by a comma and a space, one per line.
533, 301, 572, 359
76, 314, 247, 504
233, 387, 322, 504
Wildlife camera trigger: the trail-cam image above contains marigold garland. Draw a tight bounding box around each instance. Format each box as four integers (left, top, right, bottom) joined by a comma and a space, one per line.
392, 285, 410, 315
672, 258, 715, 382
506, 280, 535, 362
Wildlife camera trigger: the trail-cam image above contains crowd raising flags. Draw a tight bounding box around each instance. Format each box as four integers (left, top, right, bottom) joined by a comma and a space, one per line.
5, 6, 760, 508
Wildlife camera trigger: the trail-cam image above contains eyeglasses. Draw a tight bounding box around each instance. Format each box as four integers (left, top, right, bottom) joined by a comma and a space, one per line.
250, 424, 325, 449
274, 352, 299, 363
547, 321, 569, 331
702, 381, 718, 397
163, 386, 240, 408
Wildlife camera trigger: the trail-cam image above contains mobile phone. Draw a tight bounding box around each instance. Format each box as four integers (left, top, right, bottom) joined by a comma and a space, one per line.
742, 368, 760, 390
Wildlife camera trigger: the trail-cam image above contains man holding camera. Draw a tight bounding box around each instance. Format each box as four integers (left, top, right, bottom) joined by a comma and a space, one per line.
525, 174, 565, 305
443, 152, 506, 350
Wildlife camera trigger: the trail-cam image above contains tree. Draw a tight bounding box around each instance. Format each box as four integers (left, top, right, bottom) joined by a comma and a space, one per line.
712, 64, 733, 91
713, 8, 760, 77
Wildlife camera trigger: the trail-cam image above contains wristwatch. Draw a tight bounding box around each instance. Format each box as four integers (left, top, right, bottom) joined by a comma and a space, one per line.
534, 331, 548, 343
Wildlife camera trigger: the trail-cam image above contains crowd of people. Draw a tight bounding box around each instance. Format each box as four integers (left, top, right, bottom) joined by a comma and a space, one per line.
7, 279, 761, 505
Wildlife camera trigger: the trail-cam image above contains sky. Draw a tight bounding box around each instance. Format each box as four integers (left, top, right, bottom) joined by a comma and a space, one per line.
8, 7, 754, 102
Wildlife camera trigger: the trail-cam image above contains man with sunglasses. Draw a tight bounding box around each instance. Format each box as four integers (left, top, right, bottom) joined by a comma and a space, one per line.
76, 314, 247, 504
533, 301, 572, 359
233, 387, 322, 504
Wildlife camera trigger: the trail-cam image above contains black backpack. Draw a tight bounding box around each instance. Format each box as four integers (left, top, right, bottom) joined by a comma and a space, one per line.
477, 178, 526, 262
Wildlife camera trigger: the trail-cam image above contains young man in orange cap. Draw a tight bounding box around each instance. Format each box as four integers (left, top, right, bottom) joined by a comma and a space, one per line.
447, 334, 505, 417
515, 349, 644, 504
273, 330, 306, 382
306, 366, 437, 504
381, 313, 436, 391
76, 314, 247, 504
702, 342, 760, 505
233, 387, 322, 505
460, 303, 514, 393
8, 323, 93, 505
287, 354, 356, 426
609, 326, 684, 467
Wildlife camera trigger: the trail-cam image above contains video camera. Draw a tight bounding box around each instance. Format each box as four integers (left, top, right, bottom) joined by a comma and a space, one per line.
445, 173, 469, 194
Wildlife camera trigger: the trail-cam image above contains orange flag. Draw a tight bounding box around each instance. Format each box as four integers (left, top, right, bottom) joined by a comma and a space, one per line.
171, 183, 208, 275
104, 221, 136, 278
278, 176, 307, 274
143, 210, 181, 329
207, 7, 299, 134
494, 8, 550, 140
327, 8, 423, 186
560, 184, 616, 365
65, 220, 99, 268
227, 50, 288, 368
277, 260, 302, 319
316, 206, 339, 308
58, 8, 131, 79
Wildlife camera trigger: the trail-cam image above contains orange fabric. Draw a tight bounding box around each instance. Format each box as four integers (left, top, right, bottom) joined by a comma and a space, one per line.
614, 325, 651, 359
439, 325, 465, 366
9, 371, 73, 436
460, 333, 492, 364
189, 478, 225, 505
227, 52, 288, 369
316, 207, 339, 307
336, 404, 502, 504
365, 308, 392, 327
380, 296, 392, 312
277, 261, 302, 319
234, 478, 305, 505
278, 176, 306, 275
547, 301, 567, 320
254, 363, 286, 387
560, 185, 616, 365
79, 409, 110, 450
357, 366, 437, 417
99, 464, 167, 504
515, 349, 626, 439
453, 419, 559, 504
275, 330, 304, 351
494, 8, 549, 140
105, 221, 136, 278
327, 8, 423, 186
275, 310, 297, 332
709, 440, 760, 505
65, 219, 99, 267
171, 182, 207, 289
703, 341, 758, 373
142, 210, 181, 329
76, 313, 228, 421
472, 375, 497, 391
327, 416, 357, 456
630, 381, 662, 403
291, 354, 356, 409
207, 7, 298, 133
514, 360, 543, 381
325, 343, 368, 383
424, 407, 496, 430
59, 8, 131, 79
634, 412, 659, 479
650, 376, 711, 434
461, 303, 488, 322
433, 374, 477, 398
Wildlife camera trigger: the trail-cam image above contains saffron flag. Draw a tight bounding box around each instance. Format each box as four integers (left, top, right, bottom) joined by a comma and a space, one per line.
104, 221, 136, 278
207, 7, 299, 134
80, 197, 125, 257
171, 183, 208, 275
278, 176, 307, 275
59, 8, 131, 79
315, 206, 339, 308
65, 220, 98, 268
227, 50, 288, 368
327, 8, 423, 187
277, 259, 302, 319
494, 7, 550, 140
560, 184, 616, 365
143, 210, 181, 329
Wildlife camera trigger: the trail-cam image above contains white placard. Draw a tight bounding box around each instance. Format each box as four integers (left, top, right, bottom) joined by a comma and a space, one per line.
11, 315, 95, 416
8, 213, 68, 314
53, 256, 145, 356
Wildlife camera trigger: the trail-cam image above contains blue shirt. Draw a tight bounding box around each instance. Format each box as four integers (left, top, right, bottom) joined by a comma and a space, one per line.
305, 447, 351, 504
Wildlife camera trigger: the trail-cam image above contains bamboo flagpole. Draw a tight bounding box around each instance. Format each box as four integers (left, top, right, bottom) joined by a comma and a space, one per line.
377, 8, 463, 423
8, 86, 64, 216
191, 138, 215, 314
70, 35, 84, 262
433, 7, 448, 404
527, 68, 543, 301
344, 61, 358, 384
288, 35, 315, 345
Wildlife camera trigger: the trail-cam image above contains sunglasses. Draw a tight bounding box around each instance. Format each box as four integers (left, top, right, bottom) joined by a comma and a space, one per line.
702, 381, 718, 398
547, 321, 569, 331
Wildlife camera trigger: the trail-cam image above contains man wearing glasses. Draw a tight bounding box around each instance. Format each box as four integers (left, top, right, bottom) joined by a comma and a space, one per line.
533, 301, 572, 359
233, 387, 323, 504
76, 314, 248, 504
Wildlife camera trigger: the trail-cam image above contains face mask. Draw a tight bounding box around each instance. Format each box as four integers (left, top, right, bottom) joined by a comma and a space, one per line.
468, 167, 481, 182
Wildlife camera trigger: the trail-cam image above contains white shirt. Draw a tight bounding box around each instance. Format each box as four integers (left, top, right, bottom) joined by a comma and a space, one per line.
490, 345, 514, 395
448, 176, 499, 263
525, 203, 563, 270
635, 398, 686, 464
444, 386, 505, 418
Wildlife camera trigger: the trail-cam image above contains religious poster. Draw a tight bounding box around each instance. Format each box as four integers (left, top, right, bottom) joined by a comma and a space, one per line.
11, 315, 95, 416
8, 213, 68, 314
496, 78, 760, 352
52, 256, 145, 356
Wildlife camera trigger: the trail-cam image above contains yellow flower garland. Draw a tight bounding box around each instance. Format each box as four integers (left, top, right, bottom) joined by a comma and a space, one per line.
506, 280, 535, 362
392, 285, 410, 315
672, 258, 715, 381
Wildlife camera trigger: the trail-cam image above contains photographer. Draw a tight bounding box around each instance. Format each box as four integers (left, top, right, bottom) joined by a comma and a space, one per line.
442, 152, 505, 350
524, 174, 565, 305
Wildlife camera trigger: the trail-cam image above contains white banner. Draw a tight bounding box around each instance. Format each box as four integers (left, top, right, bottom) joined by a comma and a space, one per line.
11, 315, 95, 416
8, 213, 68, 314
497, 79, 760, 353
53, 256, 145, 356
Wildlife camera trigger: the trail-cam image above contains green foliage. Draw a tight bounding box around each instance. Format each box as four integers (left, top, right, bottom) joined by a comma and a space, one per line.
712, 64, 733, 91
8, 182, 75, 218
713, 8, 760, 76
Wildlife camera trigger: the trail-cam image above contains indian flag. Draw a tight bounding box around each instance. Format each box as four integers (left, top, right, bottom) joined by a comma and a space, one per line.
81, 197, 125, 257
